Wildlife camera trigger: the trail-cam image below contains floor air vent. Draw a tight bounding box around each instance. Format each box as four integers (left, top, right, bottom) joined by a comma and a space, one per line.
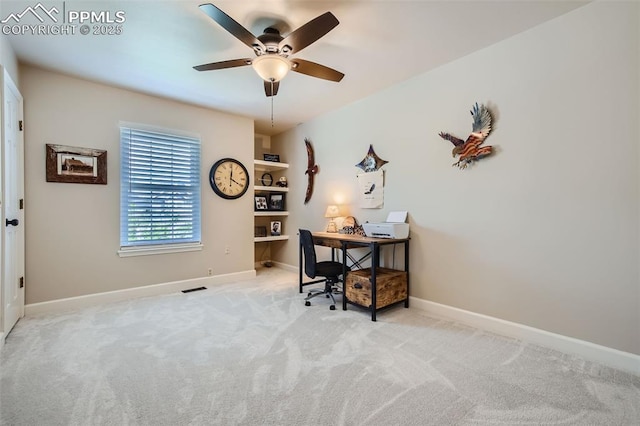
181, 286, 207, 293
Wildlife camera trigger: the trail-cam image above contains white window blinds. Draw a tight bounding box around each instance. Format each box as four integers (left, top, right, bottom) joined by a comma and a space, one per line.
120, 125, 201, 248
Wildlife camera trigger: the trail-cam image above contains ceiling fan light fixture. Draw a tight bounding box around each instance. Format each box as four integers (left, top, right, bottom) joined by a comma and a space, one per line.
252, 55, 291, 82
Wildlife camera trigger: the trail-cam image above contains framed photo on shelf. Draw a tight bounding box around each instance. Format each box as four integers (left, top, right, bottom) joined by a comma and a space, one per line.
263, 153, 280, 162
268, 193, 285, 211
270, 221, 281, 236
254, 226, 267, 238
254, 196, 268, 210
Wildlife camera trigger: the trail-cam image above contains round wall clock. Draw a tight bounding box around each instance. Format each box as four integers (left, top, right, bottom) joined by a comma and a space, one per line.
260, 172, 273, 186
209, 158, 249, 199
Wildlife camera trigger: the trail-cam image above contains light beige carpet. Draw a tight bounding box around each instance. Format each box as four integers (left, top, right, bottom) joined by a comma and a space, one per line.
1, 267, 639, 425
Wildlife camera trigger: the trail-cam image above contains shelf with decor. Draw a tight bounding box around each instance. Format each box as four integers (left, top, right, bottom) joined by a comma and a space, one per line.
253, 159, 289, 244
254, 235, 289, 243
255, 185, 289, 193
254, 159, 289, 172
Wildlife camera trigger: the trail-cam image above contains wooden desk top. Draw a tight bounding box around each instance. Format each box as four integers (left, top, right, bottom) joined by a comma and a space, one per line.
311, 231, 409, 245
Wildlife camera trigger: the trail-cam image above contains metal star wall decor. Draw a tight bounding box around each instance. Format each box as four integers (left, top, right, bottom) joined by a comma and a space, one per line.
356, 144, 388, 172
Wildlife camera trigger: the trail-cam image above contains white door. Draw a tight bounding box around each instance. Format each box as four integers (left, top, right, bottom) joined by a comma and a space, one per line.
2, 70, 25, 337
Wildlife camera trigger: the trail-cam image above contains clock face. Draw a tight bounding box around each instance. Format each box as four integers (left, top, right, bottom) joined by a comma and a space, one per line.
209, 158, 249, 199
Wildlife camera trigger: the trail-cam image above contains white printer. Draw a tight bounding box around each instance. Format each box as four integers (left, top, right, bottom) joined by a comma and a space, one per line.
362, 211, 409, 239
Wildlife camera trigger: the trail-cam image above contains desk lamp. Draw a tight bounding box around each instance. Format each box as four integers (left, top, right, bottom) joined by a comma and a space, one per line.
324, 205, 340, 233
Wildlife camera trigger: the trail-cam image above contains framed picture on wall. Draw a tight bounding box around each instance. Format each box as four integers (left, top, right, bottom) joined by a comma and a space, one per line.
45, 144, 107, 184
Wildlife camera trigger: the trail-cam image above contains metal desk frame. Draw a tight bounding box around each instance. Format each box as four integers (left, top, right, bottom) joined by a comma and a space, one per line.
299, 232, 410, 321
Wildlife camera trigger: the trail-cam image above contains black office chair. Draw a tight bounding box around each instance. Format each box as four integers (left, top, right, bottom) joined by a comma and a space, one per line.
299, 229, 350, 310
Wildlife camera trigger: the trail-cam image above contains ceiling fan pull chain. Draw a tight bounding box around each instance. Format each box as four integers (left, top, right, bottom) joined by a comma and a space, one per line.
271, 80, 275, 127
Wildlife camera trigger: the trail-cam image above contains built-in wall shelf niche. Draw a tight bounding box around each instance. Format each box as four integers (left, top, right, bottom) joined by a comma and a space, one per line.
254, 159, 289, 172
252, 151, 290, 245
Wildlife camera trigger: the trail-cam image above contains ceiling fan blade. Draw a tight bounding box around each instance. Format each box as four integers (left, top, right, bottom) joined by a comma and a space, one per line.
199, 3, 265, 52
193, 58, 252, 71
290, 59, 344, 82
279, 12, 339, 55
264, 80, 280, 97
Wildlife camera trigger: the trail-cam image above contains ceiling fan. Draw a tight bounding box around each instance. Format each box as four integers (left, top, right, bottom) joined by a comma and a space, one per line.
193, 3, 345, 97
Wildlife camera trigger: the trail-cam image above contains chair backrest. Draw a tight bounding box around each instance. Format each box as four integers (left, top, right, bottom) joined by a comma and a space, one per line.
299, 229, 317, 279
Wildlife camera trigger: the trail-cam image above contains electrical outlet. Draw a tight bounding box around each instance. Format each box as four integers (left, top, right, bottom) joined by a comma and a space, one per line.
207, 268, 213, 276
224, 246, 230, 255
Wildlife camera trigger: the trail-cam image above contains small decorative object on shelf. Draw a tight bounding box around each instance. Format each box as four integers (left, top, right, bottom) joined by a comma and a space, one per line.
269, 193, 285, 211
260, 172, 273, 186
276, 176, 288, 187
254, 226, 267, 237
270, 221, 281, 236
263, 153, 280, 162
438, 102, 494, 170
254, 196, 268, 210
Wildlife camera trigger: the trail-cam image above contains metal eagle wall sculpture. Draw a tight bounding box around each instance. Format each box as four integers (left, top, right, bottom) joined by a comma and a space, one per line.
439, 103, 494, 169
304, 138, 318, 204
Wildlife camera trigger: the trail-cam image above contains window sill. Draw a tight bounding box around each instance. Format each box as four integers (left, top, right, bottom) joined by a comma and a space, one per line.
118, 243, 203, 258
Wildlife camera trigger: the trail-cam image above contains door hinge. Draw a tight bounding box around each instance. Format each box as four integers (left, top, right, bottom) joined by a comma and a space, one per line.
19, 277, 24, 288
19, 120, 23, 131
19, 199, 24, 210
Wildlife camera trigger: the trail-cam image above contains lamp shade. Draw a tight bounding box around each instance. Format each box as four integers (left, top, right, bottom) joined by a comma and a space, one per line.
324, 205, 340, 218
252, 55, 290, 82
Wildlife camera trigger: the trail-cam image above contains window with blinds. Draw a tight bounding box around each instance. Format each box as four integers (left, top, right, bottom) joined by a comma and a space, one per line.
120, 125, 201, 250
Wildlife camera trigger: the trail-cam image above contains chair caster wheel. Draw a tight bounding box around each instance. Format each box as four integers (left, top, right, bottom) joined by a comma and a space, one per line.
326, 294, 330, 298
305, 301, 311, 307
330, 305, 336, 310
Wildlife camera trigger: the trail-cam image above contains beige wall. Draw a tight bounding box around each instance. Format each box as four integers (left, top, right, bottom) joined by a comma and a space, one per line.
0, 34, 19, 85
22, 65, 255, 304
273, 2, 640, 355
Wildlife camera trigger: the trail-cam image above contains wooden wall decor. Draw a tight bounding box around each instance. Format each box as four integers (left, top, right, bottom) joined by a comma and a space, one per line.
439, 103, 494, 169
45, 144, 107, 184
304, 138, 318, 204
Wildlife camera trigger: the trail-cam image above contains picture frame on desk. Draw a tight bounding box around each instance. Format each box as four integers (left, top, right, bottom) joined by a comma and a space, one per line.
268, 193, 285, 211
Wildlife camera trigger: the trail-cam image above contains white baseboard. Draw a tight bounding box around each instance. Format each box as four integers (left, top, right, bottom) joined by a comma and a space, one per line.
410, 297, 640, 376
25, 270, 256, 316
270, 261, 297, 273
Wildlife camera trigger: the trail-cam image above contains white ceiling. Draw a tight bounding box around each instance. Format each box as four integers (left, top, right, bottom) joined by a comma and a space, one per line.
3, 1, 588, 135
